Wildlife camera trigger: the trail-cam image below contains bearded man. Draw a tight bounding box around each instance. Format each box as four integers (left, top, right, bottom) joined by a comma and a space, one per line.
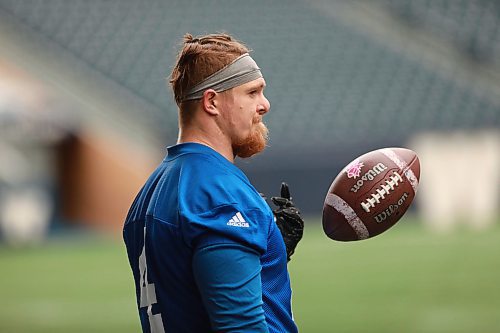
123, 33, 304, 333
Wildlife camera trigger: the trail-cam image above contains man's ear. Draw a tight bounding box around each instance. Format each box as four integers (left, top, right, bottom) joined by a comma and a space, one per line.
202, 89, 219, 116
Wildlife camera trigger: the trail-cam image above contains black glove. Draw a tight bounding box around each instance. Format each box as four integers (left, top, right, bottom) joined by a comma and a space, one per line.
270, 183, 304, 262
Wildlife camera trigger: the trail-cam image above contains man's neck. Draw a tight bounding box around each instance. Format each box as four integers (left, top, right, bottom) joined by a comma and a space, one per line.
178, 129, 235, 163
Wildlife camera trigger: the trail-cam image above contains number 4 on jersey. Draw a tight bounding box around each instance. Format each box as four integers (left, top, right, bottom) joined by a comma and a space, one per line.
139, 227, 165, 333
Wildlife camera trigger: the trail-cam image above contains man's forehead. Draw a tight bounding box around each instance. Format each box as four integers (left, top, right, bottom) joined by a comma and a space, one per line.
240, 77, 266, 89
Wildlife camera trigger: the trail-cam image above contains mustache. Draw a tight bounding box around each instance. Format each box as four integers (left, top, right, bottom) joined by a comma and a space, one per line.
253, 116, 263, 125
255, 121, 269, 139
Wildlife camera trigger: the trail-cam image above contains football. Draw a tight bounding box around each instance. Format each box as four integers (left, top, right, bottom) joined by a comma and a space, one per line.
322, 147, 420, 241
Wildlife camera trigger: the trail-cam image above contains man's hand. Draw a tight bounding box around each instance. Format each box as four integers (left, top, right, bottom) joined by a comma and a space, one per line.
270, 183, 304, 262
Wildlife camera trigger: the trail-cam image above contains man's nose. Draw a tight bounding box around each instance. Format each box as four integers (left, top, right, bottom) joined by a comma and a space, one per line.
259, 95, 270, 115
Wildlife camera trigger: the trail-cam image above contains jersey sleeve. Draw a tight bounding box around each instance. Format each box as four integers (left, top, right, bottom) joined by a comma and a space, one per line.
192, 243, 270, 332
178, 156, 272, 254
181, 203, 270, 255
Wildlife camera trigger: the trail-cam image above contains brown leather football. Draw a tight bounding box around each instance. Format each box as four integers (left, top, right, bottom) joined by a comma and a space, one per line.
322, 148, 420, 241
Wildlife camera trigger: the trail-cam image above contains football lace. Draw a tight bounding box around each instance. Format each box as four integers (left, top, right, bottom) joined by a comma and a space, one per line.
360, 171, 403, 213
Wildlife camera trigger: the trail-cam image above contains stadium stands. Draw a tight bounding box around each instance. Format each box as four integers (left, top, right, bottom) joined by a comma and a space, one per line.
381, 0, 500, 64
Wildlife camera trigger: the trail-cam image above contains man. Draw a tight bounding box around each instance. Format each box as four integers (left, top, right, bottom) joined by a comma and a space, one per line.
123, 33, 304, 332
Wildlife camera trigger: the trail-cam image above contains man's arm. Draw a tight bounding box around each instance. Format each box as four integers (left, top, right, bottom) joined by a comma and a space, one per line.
192, 243, 269, 332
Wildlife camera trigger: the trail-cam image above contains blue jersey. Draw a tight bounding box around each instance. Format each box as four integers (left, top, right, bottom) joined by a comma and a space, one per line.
123, 143, 298, 332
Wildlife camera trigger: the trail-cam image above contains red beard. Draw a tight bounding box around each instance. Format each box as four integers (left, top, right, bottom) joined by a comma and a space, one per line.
233, 121, 269, 158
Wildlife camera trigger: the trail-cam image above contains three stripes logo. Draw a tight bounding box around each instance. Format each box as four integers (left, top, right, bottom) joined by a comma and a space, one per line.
227, 212, 249, 228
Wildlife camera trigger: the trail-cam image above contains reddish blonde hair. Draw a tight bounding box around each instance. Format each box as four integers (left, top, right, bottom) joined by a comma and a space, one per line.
169, 33, 249, 121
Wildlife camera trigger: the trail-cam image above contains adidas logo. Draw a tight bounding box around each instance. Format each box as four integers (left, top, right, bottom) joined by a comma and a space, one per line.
227, 212, 249, 228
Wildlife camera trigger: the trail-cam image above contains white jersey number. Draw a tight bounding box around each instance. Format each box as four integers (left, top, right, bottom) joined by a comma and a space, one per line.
139, 227, 165, 333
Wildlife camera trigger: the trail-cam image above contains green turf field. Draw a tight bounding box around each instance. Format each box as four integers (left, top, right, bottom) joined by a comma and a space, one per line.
1, 218, 499, 332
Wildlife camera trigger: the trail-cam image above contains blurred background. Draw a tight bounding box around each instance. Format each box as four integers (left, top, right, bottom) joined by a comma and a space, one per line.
0, 0, 499, 332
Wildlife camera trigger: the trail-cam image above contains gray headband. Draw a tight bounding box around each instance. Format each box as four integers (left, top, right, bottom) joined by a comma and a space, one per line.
181, 53, 263, 102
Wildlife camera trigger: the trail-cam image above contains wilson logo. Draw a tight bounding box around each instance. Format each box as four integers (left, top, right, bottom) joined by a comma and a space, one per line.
374, 192, 409, 223
350, 163, 388, 193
